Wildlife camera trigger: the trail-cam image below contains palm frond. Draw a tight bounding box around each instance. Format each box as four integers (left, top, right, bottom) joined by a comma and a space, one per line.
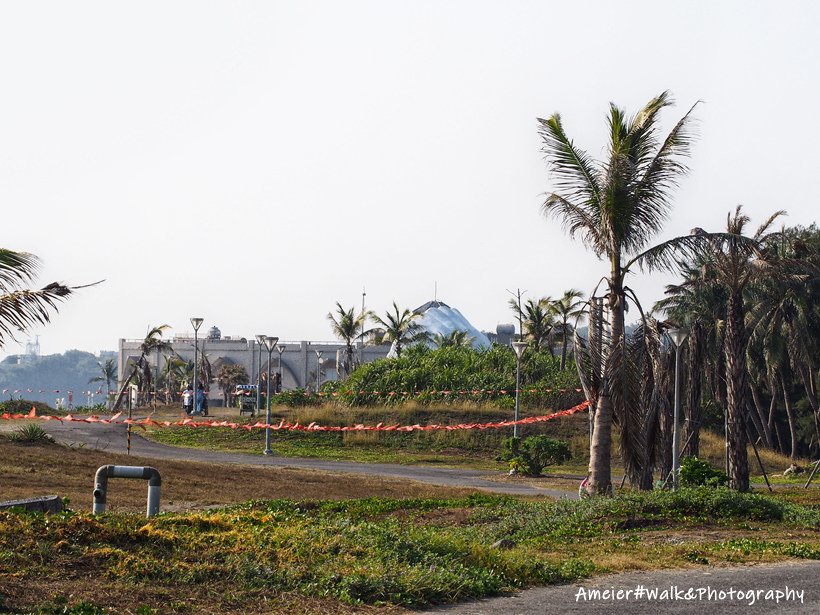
538, 113, 602, 208
627, 231, 758, 274
0, 283, 72, 346
542, 194, 605, 255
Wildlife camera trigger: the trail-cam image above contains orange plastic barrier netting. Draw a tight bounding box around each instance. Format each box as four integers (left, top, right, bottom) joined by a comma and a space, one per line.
2, 401, 589, 432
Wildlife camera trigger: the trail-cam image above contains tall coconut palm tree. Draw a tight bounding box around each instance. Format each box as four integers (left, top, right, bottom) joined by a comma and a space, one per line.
696, 206, 785, 490
0, 249, 75, 346
539, 91, 708, 495
372, 302, 425, 358
521, 297, 556, 353
747, 230, 820, 461
89, 358, 118, 409
216, 363, 249, 407
112, 325, 171, 410
551, 289, 586, 369
327, 302, 372, 377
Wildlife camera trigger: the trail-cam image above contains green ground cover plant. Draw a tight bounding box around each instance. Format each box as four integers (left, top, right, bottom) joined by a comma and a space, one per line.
1, 489, 818, 613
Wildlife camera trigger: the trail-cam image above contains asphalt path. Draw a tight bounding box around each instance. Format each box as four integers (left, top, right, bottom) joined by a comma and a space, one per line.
39, 418, 577, 499
423, 561, 819, 614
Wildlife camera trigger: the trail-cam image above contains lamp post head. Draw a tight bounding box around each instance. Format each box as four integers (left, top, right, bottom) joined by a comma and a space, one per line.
666, 327, 689, 348
264, 336, 279, 352
255, 334, 266, 345
276, 344, 286, 355
315, 350, 324, 359
190, 317, 204, 332
512, 340, 528, 360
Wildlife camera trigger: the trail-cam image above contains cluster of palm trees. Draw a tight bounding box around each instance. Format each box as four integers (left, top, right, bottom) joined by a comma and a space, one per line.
539, 90, 819, 495
507, 290, 585, 369
327, 301, 428, 377
110, 325, 248, 410
657, 219, 820, 473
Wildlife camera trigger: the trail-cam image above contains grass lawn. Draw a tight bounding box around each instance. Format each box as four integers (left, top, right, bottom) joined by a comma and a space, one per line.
140, 403, 591, 470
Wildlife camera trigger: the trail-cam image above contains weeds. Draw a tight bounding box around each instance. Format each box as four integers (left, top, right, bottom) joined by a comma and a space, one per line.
2, 488, 817, 613
7, 423, 53, 444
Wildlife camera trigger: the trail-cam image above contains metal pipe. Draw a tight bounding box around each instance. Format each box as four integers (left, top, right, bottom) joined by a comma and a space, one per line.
93, 465, 161, 517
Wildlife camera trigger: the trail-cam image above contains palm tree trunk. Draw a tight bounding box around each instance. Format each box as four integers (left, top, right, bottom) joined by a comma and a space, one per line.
112, 356, 145, 411
587, 271, 622, 496
588, 392, 613, 494
560, 329, 568, 370
749, 384, 773, 448
779, 372, 798, 463
724, 291, 750, 491
766, 381, 785, 453
682, 325, 703, 457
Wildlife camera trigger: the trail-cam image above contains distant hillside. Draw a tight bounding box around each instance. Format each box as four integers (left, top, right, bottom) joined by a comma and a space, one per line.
0, 350, 111, 408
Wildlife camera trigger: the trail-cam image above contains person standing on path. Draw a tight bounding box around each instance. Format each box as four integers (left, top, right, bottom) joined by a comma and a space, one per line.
182, 386, 193, 415
194, 385, 205, 415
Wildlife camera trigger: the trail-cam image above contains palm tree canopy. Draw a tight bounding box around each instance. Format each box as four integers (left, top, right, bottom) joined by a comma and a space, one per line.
539, 91, 699, 268
327, 302, 371, 345
140, 325, 172, 355
372, 302, 426, 352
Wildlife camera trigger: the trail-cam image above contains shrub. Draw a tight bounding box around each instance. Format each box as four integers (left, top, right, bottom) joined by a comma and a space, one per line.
0, 399, 54, 415
501, 435, 571, 475
272, 389, 322, 407
8, 423, 53, 444
680, 456, 728, 487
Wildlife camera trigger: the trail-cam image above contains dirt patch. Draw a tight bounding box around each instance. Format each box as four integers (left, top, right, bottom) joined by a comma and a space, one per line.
0, 438, 478, 513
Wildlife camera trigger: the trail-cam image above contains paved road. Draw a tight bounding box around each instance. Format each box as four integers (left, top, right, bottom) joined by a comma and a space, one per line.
39, 418, 577, 499
424, 561, 819, 614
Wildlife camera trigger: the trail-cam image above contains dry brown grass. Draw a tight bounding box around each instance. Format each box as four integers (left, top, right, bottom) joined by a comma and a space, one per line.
697, 430, 813, 474
0, 438, 477, 514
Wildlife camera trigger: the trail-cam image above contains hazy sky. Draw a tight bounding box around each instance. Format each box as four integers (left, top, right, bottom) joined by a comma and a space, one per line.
1, 1, 818, 358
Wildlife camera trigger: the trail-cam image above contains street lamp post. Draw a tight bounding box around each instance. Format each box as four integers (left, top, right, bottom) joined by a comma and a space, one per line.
511, 341, 528, 439
263, 336, 279, 455
667, 327, 689, 490
190, 318, 204, 415
255, 334, 265, 416
276, 345, 286, 392
315, 350, 324, 393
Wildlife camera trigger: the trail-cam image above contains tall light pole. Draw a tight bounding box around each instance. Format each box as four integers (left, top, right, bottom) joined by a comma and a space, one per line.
667, 327, 689, 490
190, 318, 204, 415
255, 334, 266, 415
263, 336, 279, 455
276, 344, 286, 392
512, 341, 527, 439
315, 350, 324, 393
360, 286, 366, 367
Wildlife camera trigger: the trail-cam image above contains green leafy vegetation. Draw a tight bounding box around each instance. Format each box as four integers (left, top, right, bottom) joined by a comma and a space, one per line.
680, 456, 728, 487
1, 489, 817, 613
337, 345, 582, 408
501, 435, 571, 475
6, 423, 53, 444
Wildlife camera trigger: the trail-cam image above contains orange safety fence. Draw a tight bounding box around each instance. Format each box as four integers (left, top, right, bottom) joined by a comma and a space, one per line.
2, 400, 589, 433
